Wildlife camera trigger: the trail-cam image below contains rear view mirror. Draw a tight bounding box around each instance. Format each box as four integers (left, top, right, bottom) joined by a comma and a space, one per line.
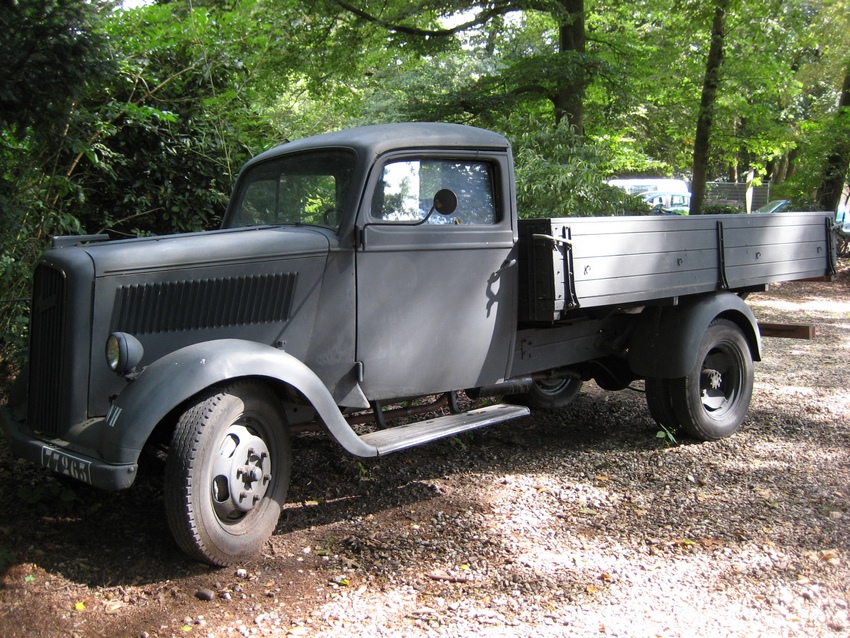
433, 189, 458, 216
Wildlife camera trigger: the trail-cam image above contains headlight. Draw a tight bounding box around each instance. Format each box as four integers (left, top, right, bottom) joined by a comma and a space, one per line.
105, 332, 144, 375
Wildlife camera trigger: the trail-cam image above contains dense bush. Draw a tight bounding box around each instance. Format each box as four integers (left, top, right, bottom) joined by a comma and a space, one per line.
702, 204, 743, 214
508, 119, 650, 218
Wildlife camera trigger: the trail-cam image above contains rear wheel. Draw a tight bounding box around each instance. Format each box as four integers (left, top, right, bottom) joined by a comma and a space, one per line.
645, 377, 679, 430
510, 377, 583, 410
670, 319, 754, 441
165, 380, 291, 566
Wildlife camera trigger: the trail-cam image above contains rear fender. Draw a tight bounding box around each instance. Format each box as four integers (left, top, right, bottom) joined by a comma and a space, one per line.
100, 339, 378, 464
628, 293, 762, 379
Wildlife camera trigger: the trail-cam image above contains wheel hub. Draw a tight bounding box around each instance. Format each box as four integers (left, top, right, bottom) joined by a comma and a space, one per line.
212, 424, 273, 521
705, 369, 723, 390
700, 368, 727, 410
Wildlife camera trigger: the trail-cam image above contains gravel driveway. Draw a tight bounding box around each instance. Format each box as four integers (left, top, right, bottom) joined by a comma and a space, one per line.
1, 262, 848, 638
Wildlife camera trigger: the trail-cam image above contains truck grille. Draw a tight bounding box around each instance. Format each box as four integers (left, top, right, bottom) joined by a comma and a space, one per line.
28, 264, 69, 437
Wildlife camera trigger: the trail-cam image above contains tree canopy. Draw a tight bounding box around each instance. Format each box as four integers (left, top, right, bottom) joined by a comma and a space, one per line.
1, 0, 848, 355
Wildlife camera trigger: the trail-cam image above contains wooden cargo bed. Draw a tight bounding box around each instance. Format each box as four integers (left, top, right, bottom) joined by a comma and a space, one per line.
518, 212, 836, 322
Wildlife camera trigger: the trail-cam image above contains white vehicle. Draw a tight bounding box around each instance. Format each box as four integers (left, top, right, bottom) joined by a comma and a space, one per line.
642, 190, 691, 214
608, 178, 689, 196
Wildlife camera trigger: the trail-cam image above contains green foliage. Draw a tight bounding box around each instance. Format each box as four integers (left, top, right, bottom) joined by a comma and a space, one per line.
774, 110, 850, 211
702, 204, 742, 215
0, 1, 276, 356
1, 0, 849, 364
16, 480, 81, 511
508, 117, 651, 218
0, 0, 115, 142
656, 424, 678, 446
0, 1, 114, 357
0, 545, 16, 572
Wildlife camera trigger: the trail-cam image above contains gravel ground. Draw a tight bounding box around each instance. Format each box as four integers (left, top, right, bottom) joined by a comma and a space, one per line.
0, 261, 848, 638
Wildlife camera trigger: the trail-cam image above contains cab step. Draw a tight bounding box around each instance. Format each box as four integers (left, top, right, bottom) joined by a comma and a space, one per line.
359, 403, 530, 456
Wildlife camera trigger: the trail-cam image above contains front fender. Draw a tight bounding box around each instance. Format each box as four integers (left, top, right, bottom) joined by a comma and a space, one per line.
628, 292, 762, 379
100, 339, 379, 464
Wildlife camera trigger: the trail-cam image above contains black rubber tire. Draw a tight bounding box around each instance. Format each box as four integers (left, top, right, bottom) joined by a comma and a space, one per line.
165, 380, 291, 566
670, 319, 754, 441
510, 377, 583, 410
645, 377, 680, 430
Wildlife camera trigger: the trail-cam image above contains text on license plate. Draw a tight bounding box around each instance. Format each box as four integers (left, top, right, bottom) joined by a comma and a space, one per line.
41, 446, 92, 484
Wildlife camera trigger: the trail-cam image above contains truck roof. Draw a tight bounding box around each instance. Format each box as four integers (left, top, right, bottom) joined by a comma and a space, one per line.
246, 122, 512, 168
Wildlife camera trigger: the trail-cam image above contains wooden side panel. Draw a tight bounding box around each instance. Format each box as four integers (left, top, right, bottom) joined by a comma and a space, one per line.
518, 212, 834, 319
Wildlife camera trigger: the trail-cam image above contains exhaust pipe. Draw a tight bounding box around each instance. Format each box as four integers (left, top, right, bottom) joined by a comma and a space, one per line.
466, 369, 583, 399
466, 378, 534, 399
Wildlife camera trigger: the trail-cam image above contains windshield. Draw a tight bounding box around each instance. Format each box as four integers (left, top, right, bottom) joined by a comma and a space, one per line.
224, 150, 357, 230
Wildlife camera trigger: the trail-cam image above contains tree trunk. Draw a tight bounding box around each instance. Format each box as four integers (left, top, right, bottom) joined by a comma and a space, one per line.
690, 0, 729, 215
816, 65, 850, 212
554, 0, 586, 134
786, 147, 798, 180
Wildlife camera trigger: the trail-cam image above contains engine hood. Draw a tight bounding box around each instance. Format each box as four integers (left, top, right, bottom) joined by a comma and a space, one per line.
71, 226, 332, 277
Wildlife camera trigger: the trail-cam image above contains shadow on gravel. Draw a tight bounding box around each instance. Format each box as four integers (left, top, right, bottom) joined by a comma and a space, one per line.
0, 389, 659, 587
1, 379, 846, 593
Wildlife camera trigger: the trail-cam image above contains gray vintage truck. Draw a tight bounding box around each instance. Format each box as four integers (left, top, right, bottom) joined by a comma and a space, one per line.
1, 123, 836, 565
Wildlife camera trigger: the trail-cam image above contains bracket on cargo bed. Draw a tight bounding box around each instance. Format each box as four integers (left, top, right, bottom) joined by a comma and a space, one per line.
716, 220, 729, 290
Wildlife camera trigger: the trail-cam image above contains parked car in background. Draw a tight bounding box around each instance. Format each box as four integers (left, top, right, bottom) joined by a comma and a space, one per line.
836, 203, 850, 257
608, 178, 689, 196
755, 200, 791, 214
642, 190, 691, 215
835, 202, 847, 227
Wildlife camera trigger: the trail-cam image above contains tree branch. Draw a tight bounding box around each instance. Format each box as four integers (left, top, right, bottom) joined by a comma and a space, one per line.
333, 0, 529, 37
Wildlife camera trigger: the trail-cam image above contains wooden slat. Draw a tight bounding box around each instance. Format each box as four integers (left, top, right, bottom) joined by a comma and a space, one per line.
758, 323, 816, 339
518, 212, 834, 317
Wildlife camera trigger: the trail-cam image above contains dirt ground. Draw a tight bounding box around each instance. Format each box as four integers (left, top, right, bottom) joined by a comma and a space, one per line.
1, 261, 848, 638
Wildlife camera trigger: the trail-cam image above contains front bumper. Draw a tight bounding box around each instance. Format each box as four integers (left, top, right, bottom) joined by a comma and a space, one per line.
1, 405, 138, 491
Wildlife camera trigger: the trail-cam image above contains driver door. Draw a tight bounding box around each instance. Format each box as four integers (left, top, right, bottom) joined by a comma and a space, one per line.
355, 153, 517, 401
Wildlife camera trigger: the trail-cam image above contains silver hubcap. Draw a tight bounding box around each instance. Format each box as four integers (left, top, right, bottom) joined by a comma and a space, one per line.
699, 349, 739, 414
211, 423, 272, 522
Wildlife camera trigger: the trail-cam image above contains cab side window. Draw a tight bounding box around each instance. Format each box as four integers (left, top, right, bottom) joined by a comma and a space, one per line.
371, 159, 497, 225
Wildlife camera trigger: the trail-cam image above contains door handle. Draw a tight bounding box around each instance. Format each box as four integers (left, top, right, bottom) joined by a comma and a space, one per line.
493, 258, 517, 276
532, 233, 572, 248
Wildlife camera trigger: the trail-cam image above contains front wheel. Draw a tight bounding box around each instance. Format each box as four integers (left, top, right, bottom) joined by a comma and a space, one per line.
670, 319, 754, 441
165, 380, 291, 566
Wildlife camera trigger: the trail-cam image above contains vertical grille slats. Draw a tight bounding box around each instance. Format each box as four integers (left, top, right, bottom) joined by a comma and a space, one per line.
111, 273, 297, 334
28, 265, 68, 436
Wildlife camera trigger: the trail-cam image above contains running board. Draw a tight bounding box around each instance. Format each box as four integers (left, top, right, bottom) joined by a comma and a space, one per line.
359, 403, 530, 456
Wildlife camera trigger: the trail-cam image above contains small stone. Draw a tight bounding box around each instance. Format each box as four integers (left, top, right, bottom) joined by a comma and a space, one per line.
195, 589, 215, 601
235, 568, 249, 578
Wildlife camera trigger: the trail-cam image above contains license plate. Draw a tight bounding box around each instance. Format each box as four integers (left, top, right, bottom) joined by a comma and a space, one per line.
41, 446, 92, 484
